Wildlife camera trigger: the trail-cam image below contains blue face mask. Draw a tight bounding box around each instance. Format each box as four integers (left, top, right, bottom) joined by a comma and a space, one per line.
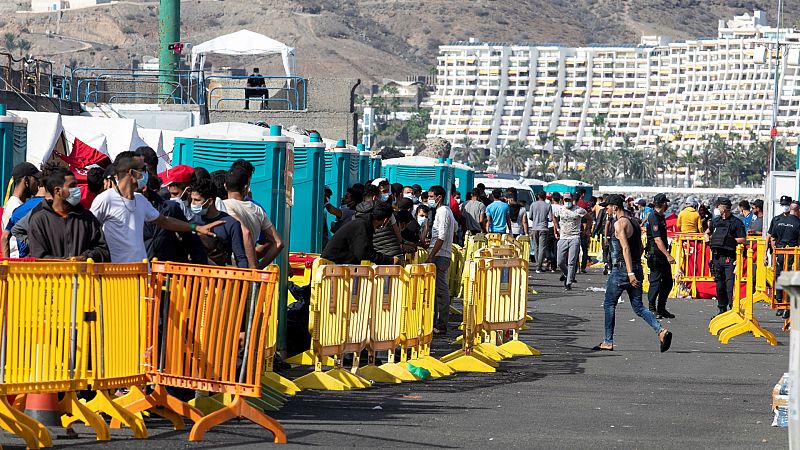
66, 187, 81, 206
380, 193, 390, 202
136, 170, 149, 190
428, 199, 437, 208
191, 203, 208, 216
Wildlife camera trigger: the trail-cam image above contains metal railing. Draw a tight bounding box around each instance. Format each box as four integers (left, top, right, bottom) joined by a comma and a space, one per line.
204, 75, 306, 111
0, 61, 308, 110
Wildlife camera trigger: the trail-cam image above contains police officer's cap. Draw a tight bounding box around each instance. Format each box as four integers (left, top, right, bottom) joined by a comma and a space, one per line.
653, 193, 670, 204
717, 197, 733, 208
780, 195, 793, 206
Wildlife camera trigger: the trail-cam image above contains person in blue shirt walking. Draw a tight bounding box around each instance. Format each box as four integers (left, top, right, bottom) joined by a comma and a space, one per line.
485, 189, 512, 233
189, 177, 249, 268
737, 200, 754, 231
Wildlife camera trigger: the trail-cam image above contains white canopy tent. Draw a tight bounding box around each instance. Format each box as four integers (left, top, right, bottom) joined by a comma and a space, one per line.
190, 30, 296, 78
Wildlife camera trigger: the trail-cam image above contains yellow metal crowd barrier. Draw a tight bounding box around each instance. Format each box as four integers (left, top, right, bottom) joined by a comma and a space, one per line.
290, 259, 455, 390
588, 236, 602, 260
443, 255, 538, 373
709, 246, 777, 345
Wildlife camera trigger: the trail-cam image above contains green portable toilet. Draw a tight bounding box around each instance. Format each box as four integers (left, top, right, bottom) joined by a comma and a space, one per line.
357, 143, 370, 185
381, 156, 453, 193
545, 179, 593, 198
324, 140, 355, 235
172, 122, 293, 350
288, 131, 326, 254
0, 104, 28, 196
370, 154, 382, 180
451, 160, 474, 200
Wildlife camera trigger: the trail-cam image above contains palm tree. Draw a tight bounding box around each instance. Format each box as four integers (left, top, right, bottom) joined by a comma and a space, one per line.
555, 138, 575, 177
454, 136, 488, 171
681, 147, 700, 188
495, 139, 531, 174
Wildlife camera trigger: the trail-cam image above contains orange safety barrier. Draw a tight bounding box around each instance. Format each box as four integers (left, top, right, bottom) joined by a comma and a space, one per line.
770, 247, 800, 310
125, 262, 286, 443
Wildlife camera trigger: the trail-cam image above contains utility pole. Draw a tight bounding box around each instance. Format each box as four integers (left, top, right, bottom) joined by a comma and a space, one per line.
158, 0, 180, 103
769, 0, 785, 173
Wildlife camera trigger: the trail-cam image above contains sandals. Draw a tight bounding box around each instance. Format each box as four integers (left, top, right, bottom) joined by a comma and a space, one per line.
591, 343, 614, 351
659, 330, 673, 353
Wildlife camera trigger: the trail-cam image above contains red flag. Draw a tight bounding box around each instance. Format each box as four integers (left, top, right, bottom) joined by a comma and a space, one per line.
57, 138, 111, 182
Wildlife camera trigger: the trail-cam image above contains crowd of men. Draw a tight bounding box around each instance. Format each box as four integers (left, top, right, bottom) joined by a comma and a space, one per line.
1, 152, 785, 352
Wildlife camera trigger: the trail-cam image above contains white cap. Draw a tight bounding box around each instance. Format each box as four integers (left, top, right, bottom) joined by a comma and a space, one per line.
371, 178, 387, 186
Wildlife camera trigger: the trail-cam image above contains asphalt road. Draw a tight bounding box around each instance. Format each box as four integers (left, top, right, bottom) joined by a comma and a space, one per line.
0, 267, 789, 449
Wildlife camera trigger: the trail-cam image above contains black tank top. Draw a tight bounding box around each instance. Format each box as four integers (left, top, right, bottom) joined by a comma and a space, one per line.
610, 216, 642, 265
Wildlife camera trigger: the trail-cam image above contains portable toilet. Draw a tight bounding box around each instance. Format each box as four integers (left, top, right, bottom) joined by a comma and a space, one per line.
545, 179, 593, 198
288, 131, 326, 254
381, 156, 453, 193
323, 140, 355, 235
172, 122, 293, 350
357, 143, 370, 185
370, 154, 382, 180
451, 161, 475, 200
0, 104, 27, 195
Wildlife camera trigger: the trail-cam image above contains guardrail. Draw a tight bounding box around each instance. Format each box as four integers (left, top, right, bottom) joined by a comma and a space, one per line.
204, 75, 306, 111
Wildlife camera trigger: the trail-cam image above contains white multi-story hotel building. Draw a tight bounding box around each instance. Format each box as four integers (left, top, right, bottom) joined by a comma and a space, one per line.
427, 11, 800, 155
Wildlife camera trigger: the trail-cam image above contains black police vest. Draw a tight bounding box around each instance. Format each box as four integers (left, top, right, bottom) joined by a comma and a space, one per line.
709, 217, 737, 252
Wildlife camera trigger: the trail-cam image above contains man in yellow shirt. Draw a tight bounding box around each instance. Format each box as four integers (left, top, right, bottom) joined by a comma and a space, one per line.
677, 197, 703, 233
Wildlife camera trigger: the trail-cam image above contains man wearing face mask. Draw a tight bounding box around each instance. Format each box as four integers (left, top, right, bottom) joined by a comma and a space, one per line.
553, 193, 587, 291
767, 196, 794, 253
159, 164, 195, 220
321, 200, 400, 265
1, 162, 40, 257
91, 152, 222, 263
189, 177, 248, 268
705, 197, 746, 315
28, 168, 110, 261
426, 185, 456, 334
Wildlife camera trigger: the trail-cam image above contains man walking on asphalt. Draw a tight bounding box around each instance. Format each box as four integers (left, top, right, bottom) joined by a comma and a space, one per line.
645, 193, 676, 319
485, 189, 512, 234
553, 193, 585, 291
594, 194, 672, 352
528, 190, 551, 272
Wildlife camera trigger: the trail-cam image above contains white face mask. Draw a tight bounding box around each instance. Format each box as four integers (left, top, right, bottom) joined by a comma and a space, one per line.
564, 201, 573, 208
66, 187, 81, 206
404, 193, 414, 200
417, 216, 427, 226
713, 208, 721, 217
784, 205, 791, 214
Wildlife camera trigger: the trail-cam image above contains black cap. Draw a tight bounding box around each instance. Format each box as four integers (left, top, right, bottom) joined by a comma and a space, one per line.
637, 199, 647, 206
717, 197, 733, 208
601, 194, 624, 208
11, 162, 40, 180
780, 195, 793, 206
653, 193, 670, 204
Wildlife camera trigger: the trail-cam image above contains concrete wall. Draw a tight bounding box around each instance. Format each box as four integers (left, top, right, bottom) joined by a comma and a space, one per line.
209, 77, 361, 143
210, 109, 358, 143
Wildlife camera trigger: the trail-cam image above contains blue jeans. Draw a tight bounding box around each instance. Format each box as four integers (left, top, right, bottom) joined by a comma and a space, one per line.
603, 265, 662, 345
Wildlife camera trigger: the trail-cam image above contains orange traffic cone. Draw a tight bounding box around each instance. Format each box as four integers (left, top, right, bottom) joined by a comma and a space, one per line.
24, 393, 77, 440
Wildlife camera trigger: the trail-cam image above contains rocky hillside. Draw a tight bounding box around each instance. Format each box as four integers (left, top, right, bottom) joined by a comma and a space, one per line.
2, 0, 797, 83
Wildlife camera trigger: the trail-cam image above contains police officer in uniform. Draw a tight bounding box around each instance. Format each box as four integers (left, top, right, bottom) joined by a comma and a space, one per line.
705, 197, 746, 315
768, 195, 796, 252
645, 193, 675, 319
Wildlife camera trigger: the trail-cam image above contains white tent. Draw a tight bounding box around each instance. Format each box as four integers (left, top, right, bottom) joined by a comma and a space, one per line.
190, 30, 295, 78
61, 116, 148, 160
9, 110, 63, 167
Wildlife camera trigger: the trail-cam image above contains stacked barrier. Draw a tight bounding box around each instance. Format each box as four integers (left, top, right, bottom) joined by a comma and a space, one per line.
125, 262, 286, 443
709, 246, 777, 345
587, 236, 602, 261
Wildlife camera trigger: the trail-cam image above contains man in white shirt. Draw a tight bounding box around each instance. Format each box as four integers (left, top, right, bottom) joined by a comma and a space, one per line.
223, 166, 284, 268
553, 193, 587, 291
426, 185, 456, 334
1, 162, 40, 258
90, 152, 222, 263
